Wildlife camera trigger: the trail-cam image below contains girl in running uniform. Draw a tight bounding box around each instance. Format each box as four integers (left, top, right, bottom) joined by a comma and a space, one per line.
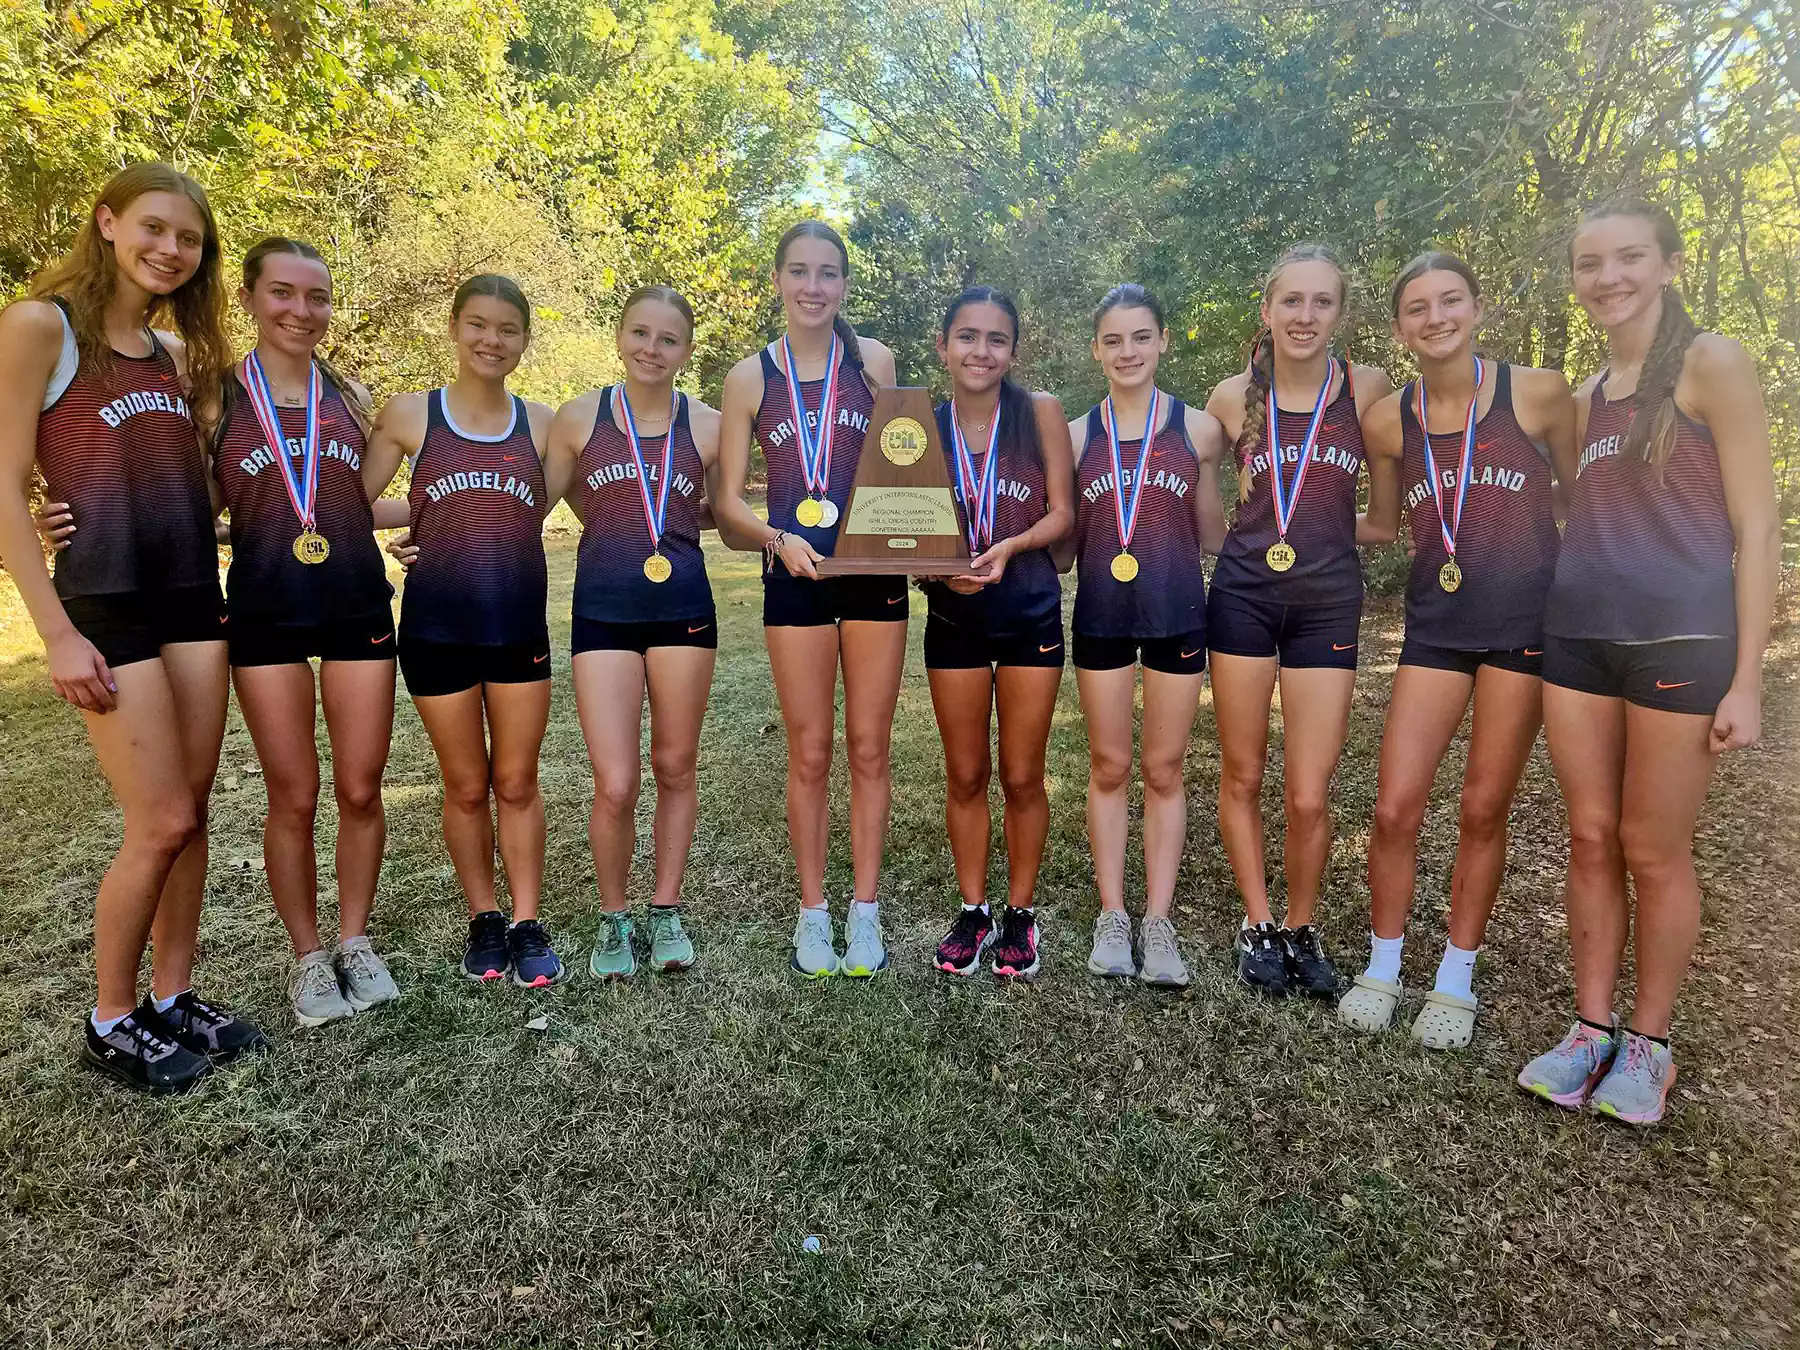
363, 275, 562, 990
1063, 284, 1228, 988
713, 221, 902, 979
1337, 253, 1576, 1047
1518, 201, 1777, 1126
0, 163, 264, 1092
1204, 243, 1398, 999
923, 287, 1074, 982
545, 286, 722, 980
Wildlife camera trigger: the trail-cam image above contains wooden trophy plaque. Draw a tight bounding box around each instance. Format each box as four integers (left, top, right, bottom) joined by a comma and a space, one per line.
815, 386, 971, 575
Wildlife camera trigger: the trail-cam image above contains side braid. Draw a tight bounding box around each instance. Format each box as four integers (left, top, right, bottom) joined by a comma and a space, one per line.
313, 351, 374, 434
1236, 329, 1275, 503
1623, 286, 1701, 479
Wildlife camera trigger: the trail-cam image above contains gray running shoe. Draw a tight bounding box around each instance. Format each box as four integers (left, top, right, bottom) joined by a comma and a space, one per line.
290, 949, 355, 1027
1589, 1030, 1676, 1126
1086, 909, 1135, 977
841, 904, 888, 977
1517, 1017, 1618, 1110
790, 907, 839, 979
1136, 916, 1191, 988
334, 936, 399, 1011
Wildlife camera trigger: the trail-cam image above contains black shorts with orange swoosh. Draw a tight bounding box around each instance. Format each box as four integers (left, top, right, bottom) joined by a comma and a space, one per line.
573, 611, 719, 656
228, 607, 396, 668
925, 612, 1066, 671
1542, 635, 1735, 715
399, 632, 552, 698
1072, 628, 1206, 676
762, 569, 909, 628
1398, 638, 1542, 679
1204, 587, 1362, 670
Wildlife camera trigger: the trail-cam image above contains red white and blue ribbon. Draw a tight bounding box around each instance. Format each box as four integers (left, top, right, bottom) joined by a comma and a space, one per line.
1104, 384, 1159, 555
948, 398, 1002, 554
780, 333, 840, 503
1416, 357, 1485, 560
243, 350, 320, 534
1266, 364, 1333, 541
619, 385, 677, 551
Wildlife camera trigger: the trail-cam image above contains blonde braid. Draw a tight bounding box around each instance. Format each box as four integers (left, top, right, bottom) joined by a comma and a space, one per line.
1623, 286, 1701, 479
1236, 330, 1275, 504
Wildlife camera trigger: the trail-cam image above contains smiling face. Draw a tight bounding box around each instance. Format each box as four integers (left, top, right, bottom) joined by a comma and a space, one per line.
451, 293, 528, 381
1570, 212, 1681, 333
775, 236, 848, 337
617, 297, 694, 385
1260, 258, 1344, 364
96, 189, 207, 298
937, 300, 1017, 398
243, 253, 333, 361
1092, 305, 1168, 392
1391, 267, 1484, 364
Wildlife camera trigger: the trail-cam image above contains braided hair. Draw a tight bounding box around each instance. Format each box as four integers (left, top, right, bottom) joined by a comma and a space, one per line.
1574, 199, 1701, 479
1236, 242, 1347, 502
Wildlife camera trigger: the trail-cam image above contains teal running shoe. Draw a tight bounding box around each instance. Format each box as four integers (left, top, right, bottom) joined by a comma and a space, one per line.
589, 911, 637, 980
841, 904, 888, 977
790, 907, 839, 979
646, 905, 695, 972
1589, 1030, 1676, 1126
1517, 1017, 1618, 1110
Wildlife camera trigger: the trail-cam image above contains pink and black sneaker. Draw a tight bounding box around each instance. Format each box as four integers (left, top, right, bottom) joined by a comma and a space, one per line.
934, 905, 995, 976
990, 905, 1041, 981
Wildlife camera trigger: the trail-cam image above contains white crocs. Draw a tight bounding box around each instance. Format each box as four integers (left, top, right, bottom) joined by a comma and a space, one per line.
1410, 989, 1478, 1050
1337, 974, 1402, 1033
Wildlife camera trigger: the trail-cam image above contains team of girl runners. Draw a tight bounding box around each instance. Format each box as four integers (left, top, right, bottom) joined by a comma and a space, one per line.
0, 165, 1776, 1130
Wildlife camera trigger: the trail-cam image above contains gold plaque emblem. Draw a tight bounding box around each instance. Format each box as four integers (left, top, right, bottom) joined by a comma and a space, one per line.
880, 417, 928, 466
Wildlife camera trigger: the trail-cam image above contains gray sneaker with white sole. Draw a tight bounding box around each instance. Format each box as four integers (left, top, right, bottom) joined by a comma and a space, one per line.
335, 936, 399, 1011
291, 949, 355, 1027
1086, 909, 1135, 977
1136, 916, 1191, 988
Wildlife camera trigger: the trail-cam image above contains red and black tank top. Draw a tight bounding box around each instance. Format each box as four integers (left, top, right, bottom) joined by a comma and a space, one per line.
213, 373, 391, 624
922, 399, 1060, 635
1071, 398, 1206, 639
400, 389, 548, 646
36, 308, 215, 599
1399, 363, 1559, 651
573, 387, 711, 623
1212, 359, 1365, 605
1545, 369, 1736, 642
753, 344, 876, 566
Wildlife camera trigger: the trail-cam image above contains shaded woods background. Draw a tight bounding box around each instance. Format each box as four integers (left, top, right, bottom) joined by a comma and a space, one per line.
4, 0, 1797, 588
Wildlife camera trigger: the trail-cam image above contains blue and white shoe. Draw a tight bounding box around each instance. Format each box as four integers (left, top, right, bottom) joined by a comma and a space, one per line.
1518, 1017, 1619, 1110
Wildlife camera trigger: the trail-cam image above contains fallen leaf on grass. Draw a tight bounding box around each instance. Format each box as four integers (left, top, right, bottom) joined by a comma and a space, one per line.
525, 1015, 549, 1031
511, 1285, 535, 1299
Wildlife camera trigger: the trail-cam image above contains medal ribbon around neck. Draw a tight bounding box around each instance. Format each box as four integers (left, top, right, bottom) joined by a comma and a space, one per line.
949, 397, 1002, 554
619, 385, 677, 556
244, 350, 322, 537
1416, 356, 1485, 562
1266, 363, 1333, 543
780, 333, 840, 507
1104, 384, 1160, 557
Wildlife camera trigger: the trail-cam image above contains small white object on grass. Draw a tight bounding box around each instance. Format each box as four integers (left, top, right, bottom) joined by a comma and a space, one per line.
525, 1014, 549, 1031
801, 1235, 822, 1255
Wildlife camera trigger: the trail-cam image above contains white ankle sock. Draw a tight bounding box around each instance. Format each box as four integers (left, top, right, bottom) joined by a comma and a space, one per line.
1364, 932, 1404, 985
91, 1008, 126, 1036
1433, 941, 1479, 1001
850, 900, 879, 923
152, 989, 185, 1014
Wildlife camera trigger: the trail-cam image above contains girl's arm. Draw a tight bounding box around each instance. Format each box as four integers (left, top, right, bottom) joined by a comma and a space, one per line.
1689, 335, 1780, 753
545, 392, 600, 521
1185, 404, 1230, 555
714, 352, 824, 580
1051, 415, 1084, 573
362, 391, 426, 504
1514, 364, 1579, 490
1356, 387, 1404, 546
687, 399, 723, 533
0, 301, 116, 710
857, 337, 899, 390
967, 392, 1073, 585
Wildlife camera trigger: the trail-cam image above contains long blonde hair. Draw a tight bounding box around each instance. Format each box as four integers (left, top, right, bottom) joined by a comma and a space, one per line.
29, 162, 230, 411
1235, 242, 1348, 502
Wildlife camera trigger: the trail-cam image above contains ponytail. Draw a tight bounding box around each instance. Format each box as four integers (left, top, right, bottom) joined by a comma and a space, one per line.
313, 352, 373, 434
1236, 328, 1276, 503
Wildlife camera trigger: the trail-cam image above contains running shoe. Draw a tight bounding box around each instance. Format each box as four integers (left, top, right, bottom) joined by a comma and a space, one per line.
1281, 924, 1342, 999
1589, 1030, 1676, 1126
1235, 921, 1289, 996
508, 919, 563, 988
462, 910, 511, 983
790, 907, 839, 979
1086, 909, 1136, 978
157, 990, 269, 1061
991, 905, 1040, 980
934, 906, 994, 977
1137, 916, 1191, 989
291, 949, 356, 1026
1517, 1017, 1619, 1111
589, 911, 637, 980
335, 937, 400, 1010
646, 905, 696, 972
81, 1005, 210, 1094
841, 905, 888, 977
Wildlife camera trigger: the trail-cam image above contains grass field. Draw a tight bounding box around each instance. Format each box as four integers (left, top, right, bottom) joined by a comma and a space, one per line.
1, 536, 1795, 1349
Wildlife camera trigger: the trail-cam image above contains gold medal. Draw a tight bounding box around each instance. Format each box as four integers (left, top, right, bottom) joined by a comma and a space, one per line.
293, 529, 330, 565
1439, 559, 1462, 593
794, 496, 824, 528
1266, 540, 1296, 573
643, 553, 673, 584
1110, 551, 1140, 583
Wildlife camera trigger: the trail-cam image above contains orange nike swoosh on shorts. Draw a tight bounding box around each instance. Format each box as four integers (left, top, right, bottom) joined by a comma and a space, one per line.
888, 595, 905, 604
534, 654, 549, 663
1039, 643, 1061, 653
1524, 648, 1542, 656
689, 624, 711, 633
1333, 642, 1356, 651
1180, 648, 1202, 660
1656, 679, 1693, 690
371, 632, 392, 645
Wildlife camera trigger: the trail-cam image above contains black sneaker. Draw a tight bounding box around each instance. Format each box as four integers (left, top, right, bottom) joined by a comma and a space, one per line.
1235, 921, 1290, 996
990, 905, 1041, 980
463, 910, 511, 982
507, 919, 563, 989
157, 990, 269, 1061
81, 1004, 211, 1094
933, 906, 995, 976
1281, 924, 1342, 999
